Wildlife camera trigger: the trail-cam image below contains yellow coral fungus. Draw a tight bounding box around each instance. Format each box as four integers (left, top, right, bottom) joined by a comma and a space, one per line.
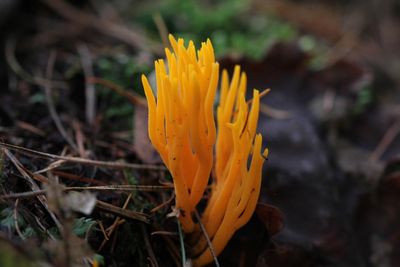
142, 35, 219, 232
191, 67, 268, 266
142, 35, 268, 266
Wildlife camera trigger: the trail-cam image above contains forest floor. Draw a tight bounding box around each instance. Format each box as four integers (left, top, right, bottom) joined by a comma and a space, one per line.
1, 1, 400, 266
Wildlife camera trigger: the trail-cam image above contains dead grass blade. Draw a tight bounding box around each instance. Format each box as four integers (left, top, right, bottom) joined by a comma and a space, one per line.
369, 119, 400, 162
40, 0, 162, 53
194, 210, 220, 267
1, 191, 150, 223
176, 217, 187, 267
65, 185, 173, 192
44, 50, 78, 151
260, 103, 292, 120
2, 148, 63, 231
13, 199, 25, 240
5, 36, 68, 89
77, 43, 96, 126
51, 170, 108, 186
0, 142, 166, 171
0, 184, 173, 201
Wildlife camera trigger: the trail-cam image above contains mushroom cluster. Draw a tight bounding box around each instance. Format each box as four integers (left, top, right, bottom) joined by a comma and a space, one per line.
142, 35, 268, 266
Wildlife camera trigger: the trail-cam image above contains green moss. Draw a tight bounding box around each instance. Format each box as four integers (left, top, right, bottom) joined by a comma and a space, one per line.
135, 0, 297, 59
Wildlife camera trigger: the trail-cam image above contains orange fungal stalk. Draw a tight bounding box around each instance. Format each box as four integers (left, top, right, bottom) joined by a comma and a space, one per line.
142, 35, 268, 266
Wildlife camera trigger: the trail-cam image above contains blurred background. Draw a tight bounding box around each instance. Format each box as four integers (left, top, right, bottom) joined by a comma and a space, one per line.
1, 0, 400, 266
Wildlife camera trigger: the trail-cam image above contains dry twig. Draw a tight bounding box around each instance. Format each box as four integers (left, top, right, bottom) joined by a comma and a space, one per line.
16, 121, 46, 137
97, 220, 109, 241
141, 224, 160, 267
72, 120, 89, 158
150, 192, 175, 213
96, 199, 149, 224
98, 194, 133, 251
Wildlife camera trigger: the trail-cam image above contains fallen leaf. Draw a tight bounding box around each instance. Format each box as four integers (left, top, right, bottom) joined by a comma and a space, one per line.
256, 202, 284, 236
63, 191, 97, 215
132, 104, 161, 164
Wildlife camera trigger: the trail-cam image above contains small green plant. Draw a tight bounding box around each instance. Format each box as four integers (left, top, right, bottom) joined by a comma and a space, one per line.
72, 217, 96, 238
353, 86, 374, 115
0, 207, 36, 239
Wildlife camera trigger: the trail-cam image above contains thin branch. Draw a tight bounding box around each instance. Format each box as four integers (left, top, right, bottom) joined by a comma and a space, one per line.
369, 119, 400, 162
105, 220, 125, 232
0, 142, 166, 171
245, 88, 270, 106
72, 120, 88, 158
98, 194, 132, 251
141, 224, 160, 267
150, 192, 175, 213
35, 159, 67, 174
88, 77, 147, 107
16, 121, 46, 137
151, 231, 179, 237
97, 220, 109, 241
